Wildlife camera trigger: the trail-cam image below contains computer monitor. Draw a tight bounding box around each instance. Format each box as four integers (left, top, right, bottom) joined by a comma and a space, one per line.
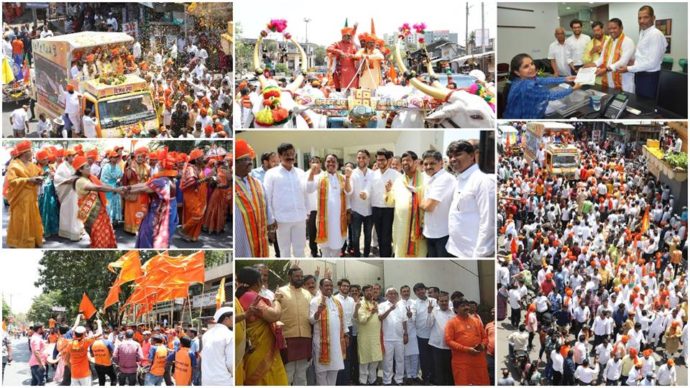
655, 70, 687, 118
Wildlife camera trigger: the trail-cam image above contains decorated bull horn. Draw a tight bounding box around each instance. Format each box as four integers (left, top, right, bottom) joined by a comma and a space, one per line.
395, 37, 449, 101
285, 37, 307, 94
425, 49, 443, 88
253, 35, 267, 89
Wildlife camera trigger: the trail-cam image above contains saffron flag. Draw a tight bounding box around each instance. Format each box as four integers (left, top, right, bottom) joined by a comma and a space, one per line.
216, 277, 226, 309
79, 293, 98, 319
103, 283, 121, 309
108, 251, 143, 283
641, 205, 650, 233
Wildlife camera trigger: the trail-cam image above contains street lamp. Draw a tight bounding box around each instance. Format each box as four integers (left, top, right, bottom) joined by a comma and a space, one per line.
304, 17, 312, 68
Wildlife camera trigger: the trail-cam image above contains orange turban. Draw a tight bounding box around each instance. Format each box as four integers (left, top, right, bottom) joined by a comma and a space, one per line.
36, 149, 49, 161
66, 84, 75, 92
235, 139, 255, 160
15, 140, 32, 155
621, 335, 629, 343
71, 155, 88, 171
134, 147, 149, 156
86, 149, 99, 160
189, 148, 204, 161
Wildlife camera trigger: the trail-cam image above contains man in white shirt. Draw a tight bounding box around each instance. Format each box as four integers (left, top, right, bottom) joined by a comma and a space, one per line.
370, 149, 400, 257
334, 279, 356, 385
445, 140, 495, 258
655, 359, 676, 386
82, 108, 97, 138
548, 28, 571, 77
566, 19, 591, 72
592, 310, 611, 346
264, 143, 309, 257
426, 291, 454, 385
412, 283, 437, 385
305, 156, 321, 257
9, 105, 29, 137
508, 285, 522, 328
201, 307, 233, 385
350, 149, 374, 257
40, 25, 53, 38
397, 285, 419, 384
420, 150, 455, 257
591, 18, 636, 93
620, 5, 668, 98
604, 354, 623, 384
574, 358, 599, 385
132, 41, 142, 60
378, 288, 407, 386
63, 84, 81, 136
309, 279, 345, 386
551, 346, 565, 385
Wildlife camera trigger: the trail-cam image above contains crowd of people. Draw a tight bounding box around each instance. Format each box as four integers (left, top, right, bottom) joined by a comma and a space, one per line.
235, 263, 494, 386
496, 124, 688, 385
3, 140, 232, 248
4, 3, 233, 138
9, 306, 232, 386
234, 138, 495, 259
503, 5, 669, 119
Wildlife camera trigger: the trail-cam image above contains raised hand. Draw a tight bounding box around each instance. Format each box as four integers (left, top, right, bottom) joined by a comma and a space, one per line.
406, 306, 412, 318
427, 300, 433, 313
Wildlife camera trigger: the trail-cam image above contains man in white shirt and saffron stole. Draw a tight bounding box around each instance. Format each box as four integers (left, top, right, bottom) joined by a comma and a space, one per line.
307, 154, 353, 258
309, 278, 346, 386
445, 140, 495, 258
264, 143, 308, 257
385, 151, 426, 257
620, 5, 668, 99
591, 18, 636, 93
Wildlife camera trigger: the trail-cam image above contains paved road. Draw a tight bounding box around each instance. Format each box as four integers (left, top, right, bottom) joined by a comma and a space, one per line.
495, 308, 688, 385
2, 203, 232, 249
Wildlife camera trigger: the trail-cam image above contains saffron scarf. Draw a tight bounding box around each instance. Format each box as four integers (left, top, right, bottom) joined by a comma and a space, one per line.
319, 297, 345, 364
315, 173, 347, 244
235, 175, 270, 257
600, 33, 625, 90
77, 176, 108, 223
404, 171, 424, 256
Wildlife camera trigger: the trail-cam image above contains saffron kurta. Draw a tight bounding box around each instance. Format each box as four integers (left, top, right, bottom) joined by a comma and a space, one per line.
444, 315, 490, 386
203, 167, 230, 233
122, 161, 150, 233
38, 164, 59, 237
54, 161, 82, 240
385, 171, 427, 257
326, 40, 360, 90
180, 164, 207, 241
6, 159, 43, 247
357, 300, 383, 364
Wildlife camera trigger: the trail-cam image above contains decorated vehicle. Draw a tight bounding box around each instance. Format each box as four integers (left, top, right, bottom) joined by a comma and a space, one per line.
32, 31, 158, 137
243, 19, 496, 128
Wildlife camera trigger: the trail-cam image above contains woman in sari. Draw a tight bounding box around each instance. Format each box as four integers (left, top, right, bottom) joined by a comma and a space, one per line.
36, 149, 59, 237
100, 150, 124, 225
5, 140, 44, 248
127, 149, 179, 249
235, 267, 288, 386
72, 155, 124, 248
202, 157, 231, 234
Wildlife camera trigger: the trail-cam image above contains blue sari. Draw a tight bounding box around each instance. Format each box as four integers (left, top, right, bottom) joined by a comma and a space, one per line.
135, 177, 178, 248
503, 76, 573, 119
38, 165, 59, 236
101, 163, 123, 223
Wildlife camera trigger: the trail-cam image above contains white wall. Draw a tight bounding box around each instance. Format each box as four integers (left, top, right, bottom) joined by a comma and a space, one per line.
498, 3, 560, 64
608, 2, 688, 72
383, 260, 481, 303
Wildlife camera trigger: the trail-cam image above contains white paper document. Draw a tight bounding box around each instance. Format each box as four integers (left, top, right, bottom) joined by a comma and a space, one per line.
574, 67, 597, 85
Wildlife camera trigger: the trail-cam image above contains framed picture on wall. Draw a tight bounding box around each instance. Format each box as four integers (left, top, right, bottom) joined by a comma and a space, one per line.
665, 37, 671, 54
656, 18, 672, 35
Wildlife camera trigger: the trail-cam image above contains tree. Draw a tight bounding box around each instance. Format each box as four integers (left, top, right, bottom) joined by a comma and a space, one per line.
2, 298, 10, 321
313, 46, 326, 67
27, 291, 63, 325
236, 260, 294, 291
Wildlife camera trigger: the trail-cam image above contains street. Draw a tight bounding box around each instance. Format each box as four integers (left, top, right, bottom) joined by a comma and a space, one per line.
3, 100, 42, 138
2, 204, 233, 249
495, 309, 688, 386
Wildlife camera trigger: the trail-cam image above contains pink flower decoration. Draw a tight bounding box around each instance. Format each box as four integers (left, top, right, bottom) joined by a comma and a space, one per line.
418, 37, 425, 44
413, 23, 427, 34
267, 19, 288, 33
398, 23, 411, 37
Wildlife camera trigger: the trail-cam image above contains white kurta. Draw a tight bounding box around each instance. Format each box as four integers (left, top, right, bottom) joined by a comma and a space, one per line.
594, 34, 635, 93
53, 161, 82, 240
398, 299, 419, 355
307, 172, 352, 251
309, 296, 344, 373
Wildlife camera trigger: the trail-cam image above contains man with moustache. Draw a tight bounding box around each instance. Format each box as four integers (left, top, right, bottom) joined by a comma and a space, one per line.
379, 288, 408, 386
309, 278, 346, 386
349, 149, 374, 257
398, 285, 420, 384
327, 21, 359, 91
413, 283, 438, 384
428, 291, 455, 385
620, 5, 668, 99
264, 143, 309, 257
445, 299, 490, 385
356, 285, 383, 385
275, 267, 313, 385
583, 21, 609, 65
420, 150, 455, 257
335, 279, 356, 385
385, 151, 426, 257
251, 151, 279, 183
548, 28, 571, 77
588, 18, 636, 93
445, 140, 495, 258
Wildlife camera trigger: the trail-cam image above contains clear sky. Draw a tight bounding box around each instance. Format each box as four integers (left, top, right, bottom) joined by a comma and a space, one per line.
236, 1, 496, 46
1, 250, 43, 315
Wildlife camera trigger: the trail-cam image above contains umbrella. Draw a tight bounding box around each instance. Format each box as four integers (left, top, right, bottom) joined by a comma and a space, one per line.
2, 56, 15, 84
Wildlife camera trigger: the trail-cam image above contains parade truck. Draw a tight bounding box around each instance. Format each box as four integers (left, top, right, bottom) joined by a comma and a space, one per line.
523, 122, 579, 178
32, 31, 159, 137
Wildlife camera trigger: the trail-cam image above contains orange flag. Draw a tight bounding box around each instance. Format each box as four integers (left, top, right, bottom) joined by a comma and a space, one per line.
108, 251, 143, 283
103, 283, 121, 309
79, 293, 98, 319
640, 205, 650, 234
